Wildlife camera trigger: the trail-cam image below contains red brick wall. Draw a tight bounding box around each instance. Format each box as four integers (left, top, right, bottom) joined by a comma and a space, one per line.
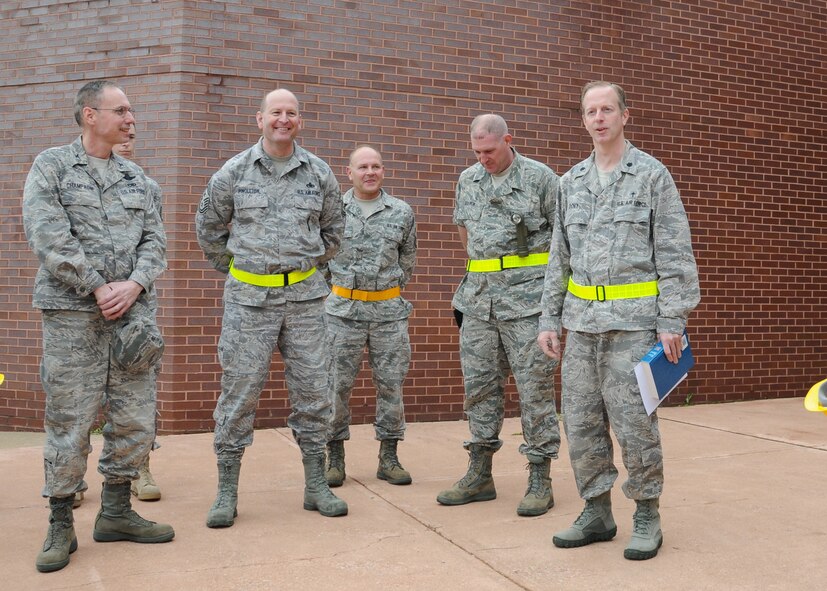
1, 1, 825, 433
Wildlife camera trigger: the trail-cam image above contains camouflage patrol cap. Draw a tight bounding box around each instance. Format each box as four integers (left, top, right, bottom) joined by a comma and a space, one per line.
112, 314, 164, 373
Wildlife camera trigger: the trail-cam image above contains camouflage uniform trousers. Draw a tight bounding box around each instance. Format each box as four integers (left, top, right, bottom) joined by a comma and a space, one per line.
460, 313, 560, 459
213, 298, 332, 459
326, 315, 410, 442
561, 329, 663, 500
40, 309, 157, 498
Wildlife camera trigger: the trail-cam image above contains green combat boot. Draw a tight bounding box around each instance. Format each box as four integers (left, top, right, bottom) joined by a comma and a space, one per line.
516, 456, 554, 516
553, 491, 617, 548
377, 439, 412, 485
131, 456, 161, 501
325, 440, 346, 488
303, 454, 348, 517
624, 499, 663, 560
436, 445, 496, 505
35, 496, 78, 573
206, 459, 241, 528
92, 482, 175, 543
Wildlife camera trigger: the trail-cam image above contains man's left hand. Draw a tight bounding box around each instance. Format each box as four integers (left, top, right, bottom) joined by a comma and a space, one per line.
94, 280, 143, 320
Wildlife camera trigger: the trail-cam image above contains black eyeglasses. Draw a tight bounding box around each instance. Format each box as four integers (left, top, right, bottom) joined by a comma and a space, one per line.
91, 106, 135, 117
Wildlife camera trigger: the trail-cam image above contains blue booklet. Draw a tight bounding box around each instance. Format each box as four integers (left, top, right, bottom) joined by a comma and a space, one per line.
634, 333, 695, 415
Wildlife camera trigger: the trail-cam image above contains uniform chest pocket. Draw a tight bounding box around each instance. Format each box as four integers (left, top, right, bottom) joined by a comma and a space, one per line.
563, 208, 590, 228
234, 192, 268, 224
61, 192, 100, 208
612, 206, 652, 250
119, 195, 147, 210
235, 192, 268, 209
376, 223, 404, 245
455, 200, 483, 223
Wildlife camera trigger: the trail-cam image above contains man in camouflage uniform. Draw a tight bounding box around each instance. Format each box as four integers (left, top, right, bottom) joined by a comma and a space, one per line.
437, 114, 561, 517
23, 80, 174, 574
538, 81, 700, 560
112, 124, 164, 503
196, 88, 347, 525
324, 146, 417, 488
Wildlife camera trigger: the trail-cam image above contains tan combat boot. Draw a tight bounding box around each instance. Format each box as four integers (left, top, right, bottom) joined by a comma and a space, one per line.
131, 456, 161, 501
206, 459, 241, 528
303, 454, 348, 517
92, 482, 174, 543
436, 445, 496, 505
325, 440, 346, 487
36, 496, 77, 573
377, 439, 412, 485
516, 456, 553, 516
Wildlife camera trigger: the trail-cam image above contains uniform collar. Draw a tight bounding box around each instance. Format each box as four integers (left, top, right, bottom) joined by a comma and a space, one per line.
70, 135, 137, 184
573, 140, 639, 180
252, 139, 308, 173
473, 148, 523, 186
343, 188, 390, 209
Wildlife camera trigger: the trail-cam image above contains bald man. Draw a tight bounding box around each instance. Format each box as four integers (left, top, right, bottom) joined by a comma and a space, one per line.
324, 146, 417, 488
437, 114, 561, 517
197, 88, 346, 524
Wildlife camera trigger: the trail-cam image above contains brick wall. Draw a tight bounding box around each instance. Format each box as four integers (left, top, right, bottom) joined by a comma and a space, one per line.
1, 0, 825, 433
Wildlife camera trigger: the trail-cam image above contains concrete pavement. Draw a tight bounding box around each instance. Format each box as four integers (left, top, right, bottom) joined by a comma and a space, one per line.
1, 397, 824, 590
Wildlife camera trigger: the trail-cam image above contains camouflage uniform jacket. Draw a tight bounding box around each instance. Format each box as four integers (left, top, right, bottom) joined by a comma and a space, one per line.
196, 140, 344, 307
452, 150, 558, 321
22, 136, 167, 311
325, 189, 417, 322
540, 141, 700, 335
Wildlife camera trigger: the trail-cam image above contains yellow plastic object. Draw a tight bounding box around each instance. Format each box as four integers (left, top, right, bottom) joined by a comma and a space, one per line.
804, 378, 827, 415
0, 373, 4, 385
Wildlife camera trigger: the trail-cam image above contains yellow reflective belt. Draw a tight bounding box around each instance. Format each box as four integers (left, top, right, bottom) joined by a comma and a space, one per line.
467, 252, 549, 273
567, 277, 659, 301
331, 285, 401, 302
229, 259, 316, 288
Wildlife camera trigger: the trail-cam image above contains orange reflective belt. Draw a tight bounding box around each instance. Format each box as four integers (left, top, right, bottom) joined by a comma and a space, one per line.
229, 259, 316, 288
331, 285, 401, 302
567, 277, 659, 301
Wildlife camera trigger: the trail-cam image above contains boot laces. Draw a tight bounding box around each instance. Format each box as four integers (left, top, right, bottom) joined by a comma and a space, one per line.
574, 501, 601, 526
327, 443, 345, 470
632, 503, 656, 534
139, 465, 157, 487
43, 520, 70, 550
524, 463, 547, 496
124, 508, 155, 527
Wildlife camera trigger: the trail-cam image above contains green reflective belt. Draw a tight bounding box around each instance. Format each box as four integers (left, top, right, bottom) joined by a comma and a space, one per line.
466, 252, 549, 273
567, 277, 659, 301
229, 259, 316, 287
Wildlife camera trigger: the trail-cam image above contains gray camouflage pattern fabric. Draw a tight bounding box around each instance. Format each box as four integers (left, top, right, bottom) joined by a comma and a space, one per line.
213, 299, 332, 458
453, 150, 561, 458
325, 189, 416, 441
196, 139, 343, 458
452, 150, 558, 320
327, 316, 410, 441
539, 140, 700, 335
325, 189, 416, 322
196, 139, 343, 307
23, 137, 167, 310
561, 329, 664, 499
539, 141, 700, 501
459, 314, 559, 458
23, 137, 166, 497
39, 308, 158, 497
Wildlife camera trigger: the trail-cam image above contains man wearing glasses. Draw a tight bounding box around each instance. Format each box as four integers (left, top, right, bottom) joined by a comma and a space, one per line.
24, 80, 174, 573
